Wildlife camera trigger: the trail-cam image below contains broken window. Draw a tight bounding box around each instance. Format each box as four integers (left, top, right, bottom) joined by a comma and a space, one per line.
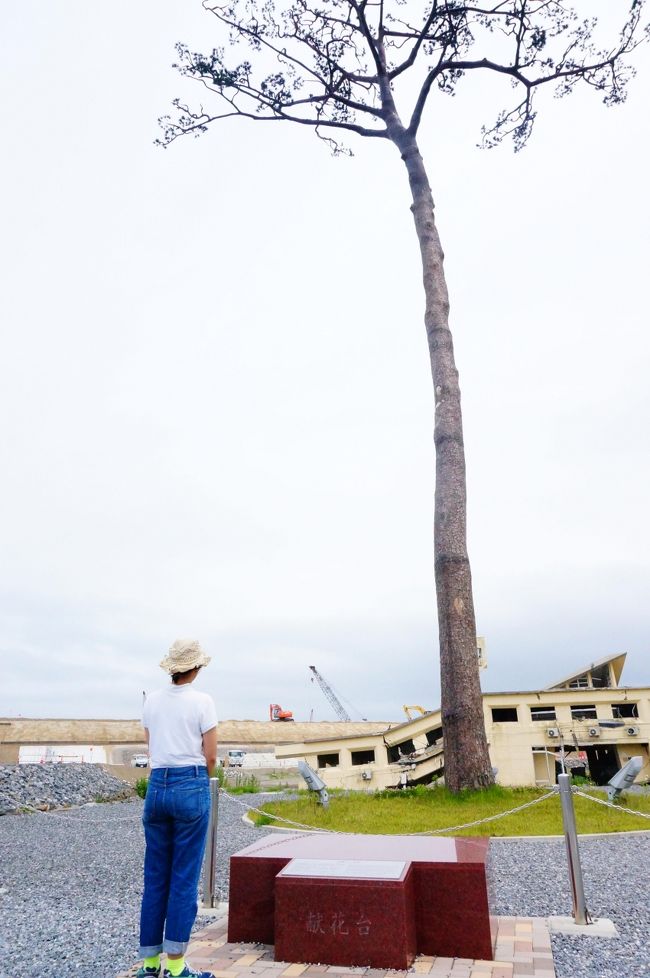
351, 749, 375, 766
590, 664, 612, 688
530, 706, 557, 722
491, 707, 518, 722
569, 675, 590, 688
317, 752, 339, 768
386, 739, 416, 763
426, 727, 443, 746
612, 703, 639, 719
570, 705, 597, 721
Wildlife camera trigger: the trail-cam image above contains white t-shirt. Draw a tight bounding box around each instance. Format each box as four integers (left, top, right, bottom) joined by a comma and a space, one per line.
142, 684, 218, 769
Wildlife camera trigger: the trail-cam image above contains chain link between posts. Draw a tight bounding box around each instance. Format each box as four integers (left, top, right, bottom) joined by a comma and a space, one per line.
219, 784, 562, 835
572, 788, 650, 821
408, 789, 560, 835
16, 802, 141, 823
220, 789, 338, 832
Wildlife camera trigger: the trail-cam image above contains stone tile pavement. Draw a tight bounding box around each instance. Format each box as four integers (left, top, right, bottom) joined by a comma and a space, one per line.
117, 915, 555, 978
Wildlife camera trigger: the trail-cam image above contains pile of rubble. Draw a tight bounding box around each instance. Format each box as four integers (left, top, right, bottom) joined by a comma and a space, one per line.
0, 763, 134, 814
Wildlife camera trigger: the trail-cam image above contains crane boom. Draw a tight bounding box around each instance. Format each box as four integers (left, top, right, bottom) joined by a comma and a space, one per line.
308, 665, 351, 721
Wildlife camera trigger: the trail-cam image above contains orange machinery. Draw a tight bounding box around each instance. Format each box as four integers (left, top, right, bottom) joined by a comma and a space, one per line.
269, 703, 294, 721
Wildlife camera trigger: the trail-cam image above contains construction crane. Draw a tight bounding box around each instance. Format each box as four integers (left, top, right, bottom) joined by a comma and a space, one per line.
403, 704, 429, 721
308, 665, 351, 721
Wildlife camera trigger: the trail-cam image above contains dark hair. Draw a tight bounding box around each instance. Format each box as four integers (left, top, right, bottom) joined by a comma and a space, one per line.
171, 666, 200, 685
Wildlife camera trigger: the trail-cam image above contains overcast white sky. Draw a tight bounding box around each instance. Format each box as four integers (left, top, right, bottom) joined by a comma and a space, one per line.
1, 2, 649, 724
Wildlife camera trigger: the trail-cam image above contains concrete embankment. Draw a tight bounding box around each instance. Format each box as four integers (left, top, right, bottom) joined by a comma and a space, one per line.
0, 717, 393, 764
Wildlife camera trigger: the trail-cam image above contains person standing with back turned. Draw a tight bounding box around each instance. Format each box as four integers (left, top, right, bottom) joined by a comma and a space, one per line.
137, 639, 218, 978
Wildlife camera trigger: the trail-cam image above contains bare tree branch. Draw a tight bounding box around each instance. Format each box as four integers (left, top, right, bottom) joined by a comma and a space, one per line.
160, 1, 647, 153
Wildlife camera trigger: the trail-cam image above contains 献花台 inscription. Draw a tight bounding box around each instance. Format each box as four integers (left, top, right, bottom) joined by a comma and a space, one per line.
305, 909, 372, 937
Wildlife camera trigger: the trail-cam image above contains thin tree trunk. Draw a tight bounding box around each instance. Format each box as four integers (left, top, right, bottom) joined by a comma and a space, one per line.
393, 130, 493, 792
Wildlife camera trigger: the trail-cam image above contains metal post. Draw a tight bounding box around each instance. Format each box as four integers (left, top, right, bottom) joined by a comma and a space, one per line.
202, 777, 220, 908
558, 731, 566, 774
558, 773, 589, 925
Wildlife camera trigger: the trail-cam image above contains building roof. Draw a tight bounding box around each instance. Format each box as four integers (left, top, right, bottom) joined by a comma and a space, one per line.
544, 652, 627, 691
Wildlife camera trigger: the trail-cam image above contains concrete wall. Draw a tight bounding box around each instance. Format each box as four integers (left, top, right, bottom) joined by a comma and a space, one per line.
18, 745, 108, 764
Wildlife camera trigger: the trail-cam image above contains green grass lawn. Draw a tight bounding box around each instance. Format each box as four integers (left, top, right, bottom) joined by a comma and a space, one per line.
249, 784, 650, 836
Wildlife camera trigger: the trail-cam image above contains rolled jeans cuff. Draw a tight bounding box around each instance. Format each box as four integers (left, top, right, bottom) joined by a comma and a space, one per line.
139, 943, 163, 957
163, 938, 189, 955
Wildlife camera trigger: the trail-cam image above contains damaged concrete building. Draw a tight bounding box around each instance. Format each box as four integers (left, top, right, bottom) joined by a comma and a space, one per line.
275, 653, 650, 789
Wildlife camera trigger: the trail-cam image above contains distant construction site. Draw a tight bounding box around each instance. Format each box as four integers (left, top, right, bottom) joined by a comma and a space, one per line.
0, 716, 393, 766
0, 664, 394, 768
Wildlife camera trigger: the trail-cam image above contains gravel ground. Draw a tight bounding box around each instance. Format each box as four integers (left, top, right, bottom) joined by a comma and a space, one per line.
1, 791, 649, 978
490, 832, 650, 978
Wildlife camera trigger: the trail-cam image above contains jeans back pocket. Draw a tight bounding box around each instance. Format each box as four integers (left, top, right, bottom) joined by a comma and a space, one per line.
172, 783, 210, 822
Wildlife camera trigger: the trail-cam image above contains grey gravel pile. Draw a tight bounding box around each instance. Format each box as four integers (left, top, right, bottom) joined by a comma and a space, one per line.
0, 764, 134, 815
0, 784, 649, 978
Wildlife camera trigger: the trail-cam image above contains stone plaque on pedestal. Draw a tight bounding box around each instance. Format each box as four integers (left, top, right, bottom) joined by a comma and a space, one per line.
275, 858, 417, 970
281, 858, 406, 879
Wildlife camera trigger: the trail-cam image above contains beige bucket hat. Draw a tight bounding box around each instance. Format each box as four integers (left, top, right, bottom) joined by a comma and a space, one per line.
159, 638, 211, 675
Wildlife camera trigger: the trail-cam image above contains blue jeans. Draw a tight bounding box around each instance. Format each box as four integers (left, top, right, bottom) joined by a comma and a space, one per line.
139, 765, 211, 956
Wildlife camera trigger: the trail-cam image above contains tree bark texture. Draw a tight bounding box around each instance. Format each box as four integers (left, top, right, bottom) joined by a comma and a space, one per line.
394, 132, 493, 791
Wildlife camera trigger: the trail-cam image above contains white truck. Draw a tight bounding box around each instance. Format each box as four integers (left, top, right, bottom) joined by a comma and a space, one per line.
224, 749, 246, 767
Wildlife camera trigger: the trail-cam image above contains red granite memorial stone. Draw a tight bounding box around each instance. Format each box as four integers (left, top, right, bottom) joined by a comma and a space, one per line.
413, 838, 495, 958
274, 858, 417, 970
228, 832, 495, 964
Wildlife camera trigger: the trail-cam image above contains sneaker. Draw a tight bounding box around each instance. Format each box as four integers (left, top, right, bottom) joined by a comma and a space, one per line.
135, 966, 161, 978
163, 967, 215, 978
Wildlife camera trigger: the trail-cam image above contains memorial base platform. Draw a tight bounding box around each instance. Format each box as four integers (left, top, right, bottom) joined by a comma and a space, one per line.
117, 913, 557, 978
228, 833, 496, 965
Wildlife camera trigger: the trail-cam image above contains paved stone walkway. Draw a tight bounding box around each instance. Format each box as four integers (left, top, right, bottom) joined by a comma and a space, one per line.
117, 914, 555, 978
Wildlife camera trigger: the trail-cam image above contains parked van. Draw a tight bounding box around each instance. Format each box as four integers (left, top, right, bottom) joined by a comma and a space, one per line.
225, 749, 246, 767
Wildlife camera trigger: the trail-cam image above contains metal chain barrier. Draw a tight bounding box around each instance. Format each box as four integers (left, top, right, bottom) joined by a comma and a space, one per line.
572, 788, 650, 821
219, 784, 560, 836
219, 788, 337, 832
9, 785, 649, 835
409, 788, 559, 835
16, 802, 141, 823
